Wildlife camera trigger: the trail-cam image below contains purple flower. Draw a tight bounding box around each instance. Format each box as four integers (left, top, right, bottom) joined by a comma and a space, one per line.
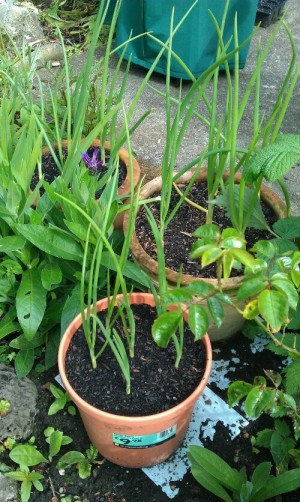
81, 148, 104, 169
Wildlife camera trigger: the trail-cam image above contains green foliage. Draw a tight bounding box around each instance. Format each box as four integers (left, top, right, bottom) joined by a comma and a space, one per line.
57, 445, 100, 479
48, 384, 76, 416
188, 446, 300, 501
0, 399, 11, 416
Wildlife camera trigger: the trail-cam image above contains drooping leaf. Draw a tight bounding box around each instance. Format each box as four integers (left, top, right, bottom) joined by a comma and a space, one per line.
256, 468, 300, 501
227, 381, 253, 407
188, 304, 209, 340
207, 297, 224, 327
16, 269, 47, 339
244, 387, 275, 418
152, 311, 182, 348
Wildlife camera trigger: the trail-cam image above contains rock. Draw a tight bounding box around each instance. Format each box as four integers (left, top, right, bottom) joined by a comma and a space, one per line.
0, 364, 38, 441
0, 473, 19, 502
0, 0, 45, 47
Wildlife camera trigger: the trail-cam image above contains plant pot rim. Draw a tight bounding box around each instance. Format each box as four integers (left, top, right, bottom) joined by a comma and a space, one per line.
123, 169, 287, 289
41, 139, 141, 196
58, 292, 212, 425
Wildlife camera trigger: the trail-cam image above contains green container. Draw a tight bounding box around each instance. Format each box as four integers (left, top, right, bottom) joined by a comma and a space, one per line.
103, 0, 118, 24
116, 0, 259, 79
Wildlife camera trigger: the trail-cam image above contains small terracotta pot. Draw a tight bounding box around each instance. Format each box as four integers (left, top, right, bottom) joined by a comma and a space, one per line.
123, 170, 287, 341
58, 292, 212, 468
33, 139, 141, 229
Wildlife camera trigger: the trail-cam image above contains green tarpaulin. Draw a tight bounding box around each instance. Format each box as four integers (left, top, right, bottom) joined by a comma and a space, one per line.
116, 0, 259, 79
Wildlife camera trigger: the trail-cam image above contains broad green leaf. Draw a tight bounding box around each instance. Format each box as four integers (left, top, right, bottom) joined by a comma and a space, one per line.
188, 305, 209, 340
221, 237, 245, 250
244, 387, 275, 418
5, 471, 27, 481
78, 458, 92, 479
49, 384, 64, 399
264, 369, 282, 388
186, 281, 216, 296
273, 217, 300, 239
272, 279, 298, 310
227, 381, 253, 407
20, 479, 31, 502
58, 451, 86, 465
193, 224, 220, 239
48, 398, 66, 416
188, 446, 243, 491
190, 466, 233, 502
257, 290, 289, 331
49, 430, 63, 460
152, 311, 182, 348
274, 419, 291, 438
285, 360, 300, 395
16, 269, 47, 339
202, 248, 223, 267
255, 429, 273, 448
32, 479, 44, 491
0, 307, 19, 341
0, 235, 26, 253
14, 349, 35, 378
190, 241, 214, 259
237, 278, 268, 301
163, 289, 193, 305
9, 445, 47, 467
251, 240, 277, 258
14, 224, 83, 262
60, 285, 81, 335
41, 262, 62, 290
256, 468, 300, 501
9, 332, 46, 350
207, 297, 224, 327
230, 249, 256, 268
251, 462, 272, 497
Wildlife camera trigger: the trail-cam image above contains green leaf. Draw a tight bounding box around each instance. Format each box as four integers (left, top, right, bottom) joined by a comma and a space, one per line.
237, 278, 268, 301
48, 397, 67, 416
244, 387, 275, 418
256, 468, 300, 501
78, 458, 92, 479
16, 269, 47, 339
257, 290, 289, 331
251, 462, 272, 499
193, 224, 220, 239
14, 349, 35, 378
41, 262, 62, 290
202, 248, 223, 267
190, 466, 233, 502
20, 479, 32, 502
285, 360, 300, 395
273, 217, 300, 239
0, 235, 26, 253
49, 384, 64, 399
14, 224, 83, 262
255, 429, 273, 448
186, 281, 217, 296
227, 381, 253, 407
188, 446, 243, 491
243, 299, 259, 320
58, 451, 86, 466
230, 249, 256, 268
188, 305, 209, 340
152, 311, 182, 348
270, 432, 295, 471
207, 297, 224, 327
49, 430, 63, 460
163, 289, 193, 305
272, 279, 298, 310
9, 445, 47, 467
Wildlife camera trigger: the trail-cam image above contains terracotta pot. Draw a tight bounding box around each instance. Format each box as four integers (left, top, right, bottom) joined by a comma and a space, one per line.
123, 169, 287, 341
58, 292, 212, 468
33, 139, 141, 229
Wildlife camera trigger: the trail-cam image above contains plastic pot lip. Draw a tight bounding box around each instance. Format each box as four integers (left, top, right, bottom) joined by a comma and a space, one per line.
58, 292, 213, 424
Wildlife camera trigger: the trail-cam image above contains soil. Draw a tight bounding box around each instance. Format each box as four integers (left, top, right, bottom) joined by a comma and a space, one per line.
65, 303, 206, 416
30, 147, 127, 197
135, 183, 278, 278
14, 331, 299, 502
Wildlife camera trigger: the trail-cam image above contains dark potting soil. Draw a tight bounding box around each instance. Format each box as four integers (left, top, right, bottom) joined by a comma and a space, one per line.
65, 303, 206, 416
30, 147, 127, 197
135, 183, 278, 278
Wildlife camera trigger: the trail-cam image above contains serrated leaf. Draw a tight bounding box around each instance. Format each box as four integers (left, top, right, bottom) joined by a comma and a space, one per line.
273, 217, 300, 239
244, 387, 275, 418
285, 360, 300, 395
257, 290, 289, 331
227, 381, 253, 407
237, 278, 268, 301
255, 429, 274, 448
188, 305, 209, 340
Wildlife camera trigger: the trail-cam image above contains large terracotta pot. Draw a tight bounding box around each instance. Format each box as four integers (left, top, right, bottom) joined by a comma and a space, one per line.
58, 292, 212, 468
123, 169, 287, 341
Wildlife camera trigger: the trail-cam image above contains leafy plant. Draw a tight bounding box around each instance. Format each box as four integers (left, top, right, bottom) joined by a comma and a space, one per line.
0, 399, 11, 417
188, 445, 300, 502
48, 383, 76, 416
57, 444, 101, 479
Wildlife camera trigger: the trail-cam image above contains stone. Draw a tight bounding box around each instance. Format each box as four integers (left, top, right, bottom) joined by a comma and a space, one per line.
0, 0, 45, 47
0, 364, 38, 441
0, 473, 19, 502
